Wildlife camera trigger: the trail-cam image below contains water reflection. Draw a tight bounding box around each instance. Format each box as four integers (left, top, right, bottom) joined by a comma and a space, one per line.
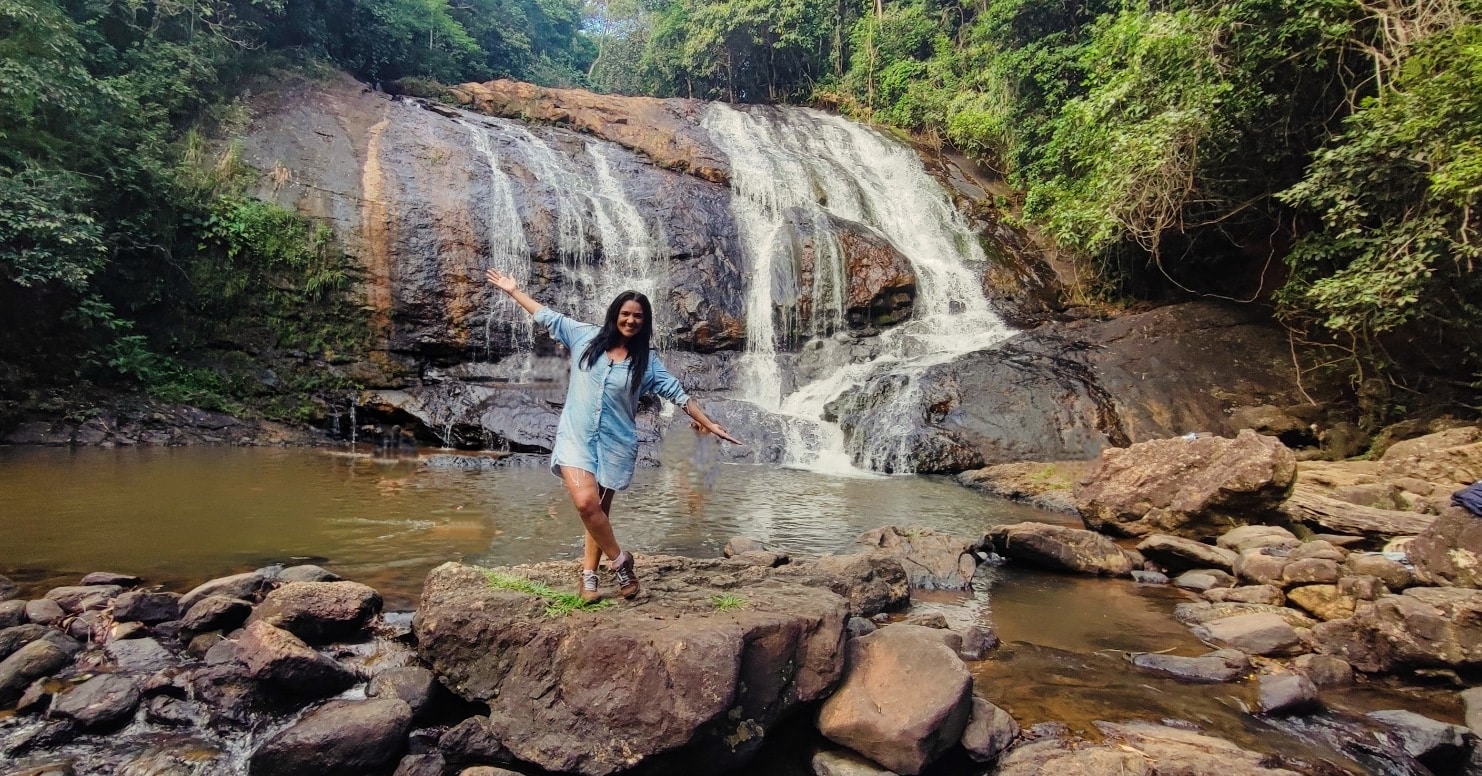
0, 442, 1049, 609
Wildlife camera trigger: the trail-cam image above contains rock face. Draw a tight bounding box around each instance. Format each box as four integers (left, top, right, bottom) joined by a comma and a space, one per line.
1409, 506, 1482, 588
1313, 587, 1482, 673
826, 303, 1306, 472
1075, 430, 1297, 538
816, 626, 973, 775
249, 698, 414, 776
413, 559, 848, 775
854, 526, 981, 590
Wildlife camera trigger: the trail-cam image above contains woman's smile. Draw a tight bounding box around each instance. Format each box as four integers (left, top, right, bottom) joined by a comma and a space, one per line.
617, 301, 645, 339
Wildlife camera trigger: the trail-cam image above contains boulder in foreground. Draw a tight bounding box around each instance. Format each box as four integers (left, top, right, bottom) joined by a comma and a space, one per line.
413, 557, 849, 776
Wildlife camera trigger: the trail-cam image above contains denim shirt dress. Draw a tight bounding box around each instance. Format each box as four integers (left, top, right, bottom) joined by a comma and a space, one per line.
535, 307, 691, 491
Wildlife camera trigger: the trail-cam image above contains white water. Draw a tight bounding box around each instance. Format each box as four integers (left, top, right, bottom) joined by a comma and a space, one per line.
701, 104, 1014, 473
461, 118, 536, 368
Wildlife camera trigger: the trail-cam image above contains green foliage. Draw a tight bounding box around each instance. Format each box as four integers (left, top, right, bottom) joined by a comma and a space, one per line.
483, 569, 616, 616
710, 593, 747, 611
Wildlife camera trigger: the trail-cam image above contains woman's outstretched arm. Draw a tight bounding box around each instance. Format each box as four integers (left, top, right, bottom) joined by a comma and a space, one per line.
486, 269, 543, 315
683, 399, 743, 446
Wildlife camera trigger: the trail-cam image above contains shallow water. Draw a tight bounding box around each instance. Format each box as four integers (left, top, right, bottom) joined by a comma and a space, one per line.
0, 440, 1466, 774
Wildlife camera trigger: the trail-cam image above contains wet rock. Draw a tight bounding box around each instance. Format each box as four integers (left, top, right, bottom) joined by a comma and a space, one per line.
392, 753, 447, 776
1409, 506, 1482, 588
1191, 613, 1305, 657
955, 624, 999, 661
438, 715, 511, 768
1138, 535, 1239, 574
179, 570, 275, 611
845, 617, 876, 639
817, 625, 973, 775
1174, 570, 1237, 592
1175, 601, 1316, 629
0, 574, 17, 601
16, 679, 51, 715
368, 666, 439, 719
1131, 649, 1250, 683
110, 622, 149, 640
1462, 687, 1482, 734
1218, 525, 1300, 553
112, 590, 182, 624
960, 696, 1019, 762
144, 696, 212, 727
277, 565, 344, 584
1286, 585, 1357, 621
1206, 585, 1285, 606
0, 600, 26, 628
246, 581, 382, 644
203, 638, 239, 666
248, 698, 414, 776
185, 662, 274, 725
786, 554, 910, 617
459, 768, 524, 776
855, 526, 981, 590
993, 722, 1303, 775
416, 558, 847, 776
79, 572, 140, 587
0, 624, 51, 661
3, 718, 77, 758
1075, 430, 1297, 539
724, 537, 776, 557
0, 639, 73, 706
985, 522, 1135, 576
1367, 709, 1476, 775
181, 595, 254, 633
811, 748, 897, 775
1294, 654, 1354, 688
1131, 570, 1169, 584
1258, 673, 1321, 716
103, 637, 175, 672
1344, 553, 1415, 590
25, 598, 64, 626
44, 585, 123, 614
236, 621, 360, 697
955, 462, 1080, 514
50, 674, 141, 730
1313, 587, 1482, 673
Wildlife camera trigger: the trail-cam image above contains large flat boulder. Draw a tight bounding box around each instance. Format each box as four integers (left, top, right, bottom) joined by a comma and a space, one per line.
1409, 506, 1482, 588
854, 526, 981, 590
986, 522, 1135, 576
1075, 430, 1296, 538
413, 557, 848, 776
994, 722, 1304, 775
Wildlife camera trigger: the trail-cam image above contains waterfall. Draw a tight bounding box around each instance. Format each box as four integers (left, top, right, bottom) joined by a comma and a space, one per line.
702, 104, 1015, 473
461, 118, 535, 366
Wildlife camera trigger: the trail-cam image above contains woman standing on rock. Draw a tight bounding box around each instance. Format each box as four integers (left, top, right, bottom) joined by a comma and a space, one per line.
486, 269, 742, 602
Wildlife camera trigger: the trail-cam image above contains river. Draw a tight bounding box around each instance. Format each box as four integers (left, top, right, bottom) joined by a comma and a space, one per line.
0, 441, 1464, 774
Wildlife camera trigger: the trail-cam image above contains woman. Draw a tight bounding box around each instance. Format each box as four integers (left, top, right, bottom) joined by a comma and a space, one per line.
486, 269, 742, 602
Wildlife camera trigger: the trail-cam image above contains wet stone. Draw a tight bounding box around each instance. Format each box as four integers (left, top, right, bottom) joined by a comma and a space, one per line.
1131, 570, 1169, 584
1367, 709, 1476, 775
79, 572, 140, 587
112, 590, 182, 624
812, 748, 899, 775
25, 599, 64, 626
144, 696, 212, 728
960, 696, 1019, 762
391, 753, 446, 776
181, 595, 253, 633
0, 600, 26, 629
0, 575, 17, 602
1294, 654, 1354, 688
50, 674, 141, 730
104, 637, 175, 673
0, 624, 51, 661
1204, 585, 1285, 606
1257, 673, 1320, 716
1173, 570, 1236, 592
367, 666, 439, 719
44, 585, 122, 614
1132, 650, 1249, 683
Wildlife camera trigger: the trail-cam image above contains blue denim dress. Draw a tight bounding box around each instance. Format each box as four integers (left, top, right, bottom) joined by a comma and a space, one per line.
535, 307, 691, 491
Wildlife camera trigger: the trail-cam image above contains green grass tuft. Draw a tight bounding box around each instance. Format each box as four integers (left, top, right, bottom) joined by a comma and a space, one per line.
711, 593, 748, 611
483, 569, 614, 617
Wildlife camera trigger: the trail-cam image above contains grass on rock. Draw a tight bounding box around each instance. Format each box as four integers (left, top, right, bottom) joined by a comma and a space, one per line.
711, 593, 747, 611
483, 569, 615, 617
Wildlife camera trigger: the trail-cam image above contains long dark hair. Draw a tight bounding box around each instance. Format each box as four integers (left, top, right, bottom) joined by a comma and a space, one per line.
580, 290, 653, 396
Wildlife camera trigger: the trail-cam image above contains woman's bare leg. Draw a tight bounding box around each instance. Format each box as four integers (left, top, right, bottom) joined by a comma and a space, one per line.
562, 467, 622, 561
581, 486, 618, 571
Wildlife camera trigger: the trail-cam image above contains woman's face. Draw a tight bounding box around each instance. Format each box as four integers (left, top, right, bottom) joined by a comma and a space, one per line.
616, 300, 645, 340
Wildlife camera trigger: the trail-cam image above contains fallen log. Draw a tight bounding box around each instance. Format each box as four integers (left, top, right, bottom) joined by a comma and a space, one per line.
1279, 485, 1437, 538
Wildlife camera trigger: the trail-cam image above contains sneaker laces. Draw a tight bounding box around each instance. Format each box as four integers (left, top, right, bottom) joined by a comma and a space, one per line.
581, 569, 600, 592
611, 552, 637, 586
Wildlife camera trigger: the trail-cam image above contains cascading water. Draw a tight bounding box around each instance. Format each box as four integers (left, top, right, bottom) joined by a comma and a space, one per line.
701, 104, 1015, 473
462, 118, 536, 369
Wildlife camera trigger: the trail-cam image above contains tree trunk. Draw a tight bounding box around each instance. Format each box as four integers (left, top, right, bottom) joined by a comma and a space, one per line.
1279, 485, 1438, 538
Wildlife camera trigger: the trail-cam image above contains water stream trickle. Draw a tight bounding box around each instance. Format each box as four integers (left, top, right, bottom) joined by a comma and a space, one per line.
460, 117, 536, 365
701, 104, 1015, 473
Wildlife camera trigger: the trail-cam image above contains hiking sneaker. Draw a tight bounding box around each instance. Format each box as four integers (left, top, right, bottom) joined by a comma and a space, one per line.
610, 551, 640, 599
579, 569, 602, 604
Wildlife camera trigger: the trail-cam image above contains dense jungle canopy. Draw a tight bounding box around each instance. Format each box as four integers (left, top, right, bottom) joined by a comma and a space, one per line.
1, 0, 1479, 429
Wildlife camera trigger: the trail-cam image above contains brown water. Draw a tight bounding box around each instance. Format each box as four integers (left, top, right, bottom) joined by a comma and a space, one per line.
0, 442, 1464, 774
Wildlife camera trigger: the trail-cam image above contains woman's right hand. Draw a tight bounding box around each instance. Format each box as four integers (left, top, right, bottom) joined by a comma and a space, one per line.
486, 269, 518, 294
